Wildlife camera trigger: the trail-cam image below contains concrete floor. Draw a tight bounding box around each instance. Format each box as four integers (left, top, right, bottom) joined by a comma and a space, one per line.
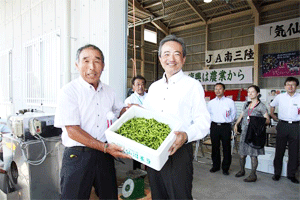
115, 144, 300, 200
192, 153, 299, 200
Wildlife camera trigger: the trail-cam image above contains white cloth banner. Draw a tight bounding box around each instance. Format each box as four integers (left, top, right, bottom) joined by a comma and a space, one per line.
255, 17, 300, 44
205, 45, 254, 65
184, 66, 253, 85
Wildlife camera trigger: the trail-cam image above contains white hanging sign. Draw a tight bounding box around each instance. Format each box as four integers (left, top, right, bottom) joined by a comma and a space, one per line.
255, 17, 300, 44
205, 45, 254, 65
184, 66, 253, 85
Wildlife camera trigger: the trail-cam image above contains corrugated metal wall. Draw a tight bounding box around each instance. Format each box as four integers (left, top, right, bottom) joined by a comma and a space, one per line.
162, 3, 299, 90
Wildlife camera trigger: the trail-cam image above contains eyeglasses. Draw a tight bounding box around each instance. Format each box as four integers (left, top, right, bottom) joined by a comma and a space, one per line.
285, 83, 296, 87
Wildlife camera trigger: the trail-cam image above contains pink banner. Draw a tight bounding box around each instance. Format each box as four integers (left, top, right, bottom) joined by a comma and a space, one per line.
262, 51, 299, 77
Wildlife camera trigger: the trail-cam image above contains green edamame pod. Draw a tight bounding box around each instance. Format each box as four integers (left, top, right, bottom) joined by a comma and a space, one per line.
117, 117, 171, 150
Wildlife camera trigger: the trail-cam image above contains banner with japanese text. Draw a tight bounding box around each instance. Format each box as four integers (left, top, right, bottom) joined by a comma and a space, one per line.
184, 66, 253, 85
255, 17, 300, 44
262, 51, 300, 77
205, 45, 254, 65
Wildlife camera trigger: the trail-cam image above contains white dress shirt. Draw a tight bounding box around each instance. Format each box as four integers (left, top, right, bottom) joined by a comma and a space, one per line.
270, 92, 300, 121
124, 91, 148, 106
54, 76, 125, 147
143, 70, 211, 143
207, 96, 236, 123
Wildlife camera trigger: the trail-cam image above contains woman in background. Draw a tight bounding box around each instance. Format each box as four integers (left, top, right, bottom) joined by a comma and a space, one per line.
234, 85, 270, 182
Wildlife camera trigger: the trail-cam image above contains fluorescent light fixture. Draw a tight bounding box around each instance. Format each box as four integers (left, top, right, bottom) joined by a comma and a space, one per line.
204, 0, 212, 3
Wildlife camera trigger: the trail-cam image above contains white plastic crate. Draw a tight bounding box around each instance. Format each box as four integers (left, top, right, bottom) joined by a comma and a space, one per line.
245, 147, 288, 176
105, 106, 181, 171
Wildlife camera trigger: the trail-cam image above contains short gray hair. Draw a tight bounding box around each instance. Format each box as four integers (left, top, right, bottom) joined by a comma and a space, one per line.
158, 35, 186, 57
76, 44, 105, 64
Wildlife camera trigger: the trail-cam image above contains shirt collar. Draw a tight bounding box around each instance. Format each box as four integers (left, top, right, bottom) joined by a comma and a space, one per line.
162, 70, 184, 84
285, 92, 299, 98
215, 96, 225, 101
78, 76, 103, 91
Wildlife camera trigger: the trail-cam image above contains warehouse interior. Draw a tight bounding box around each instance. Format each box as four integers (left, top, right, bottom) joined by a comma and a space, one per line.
0, 0, 299, 199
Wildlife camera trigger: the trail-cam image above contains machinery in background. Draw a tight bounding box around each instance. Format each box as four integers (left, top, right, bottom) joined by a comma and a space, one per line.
0, 110, 63, 200
9, 110, 61, 141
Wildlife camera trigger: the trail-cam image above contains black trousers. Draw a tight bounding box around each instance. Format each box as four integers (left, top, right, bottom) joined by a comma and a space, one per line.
147, 143, 193, 200
210, 122, 232, 171
274, 121, 299, 177
60, 147, 117, 200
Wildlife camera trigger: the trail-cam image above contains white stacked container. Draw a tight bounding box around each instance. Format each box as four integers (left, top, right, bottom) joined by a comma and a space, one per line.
245, 146, 288, 176
105, 106, 181, 171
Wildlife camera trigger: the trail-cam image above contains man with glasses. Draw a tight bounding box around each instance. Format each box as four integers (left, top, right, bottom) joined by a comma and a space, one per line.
270, 77, 300, 184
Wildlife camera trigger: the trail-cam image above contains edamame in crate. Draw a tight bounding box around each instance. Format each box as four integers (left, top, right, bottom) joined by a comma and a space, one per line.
105, 106, 181, 171
117, 118, 171, 150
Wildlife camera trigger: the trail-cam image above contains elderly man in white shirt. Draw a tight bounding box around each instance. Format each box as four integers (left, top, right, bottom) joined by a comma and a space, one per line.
270, 77, 300, 184
207, 83, 236, 175
55, 44, 130, 200
125, 75, 148, 106
143, 35, 210, 200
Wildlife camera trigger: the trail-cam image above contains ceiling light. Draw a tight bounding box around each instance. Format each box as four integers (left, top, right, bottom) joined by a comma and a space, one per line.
204, 0, 212, 3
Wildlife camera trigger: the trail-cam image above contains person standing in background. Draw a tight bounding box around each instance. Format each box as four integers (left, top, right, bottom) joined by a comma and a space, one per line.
234, 85, 270, 182
270, 77, 300, 184
125, 75, 147, 107
125, 75, 147, 170
207, 83, 236, 175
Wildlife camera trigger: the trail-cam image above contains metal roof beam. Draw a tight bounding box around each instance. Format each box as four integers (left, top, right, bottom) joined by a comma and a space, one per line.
170, 10, 252, 33
260, 0, 297, 12
184, 0, 207, 22
128, 0, 169, 35
170, 0, 299, 33
144, 0, 172, 9
128, 0, 152, 16
247, 0, 260, 14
